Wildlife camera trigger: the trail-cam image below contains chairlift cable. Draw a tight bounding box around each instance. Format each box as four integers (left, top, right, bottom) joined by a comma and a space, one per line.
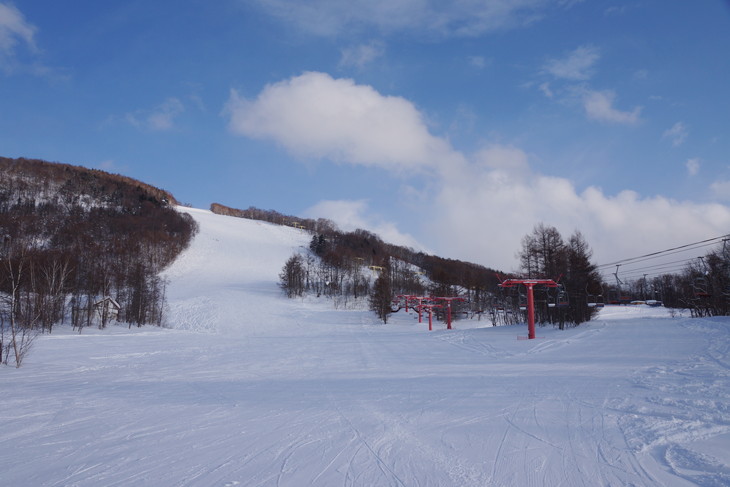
615, 256, 702, 274
604, 259, 701, 279
601, 262, 690, 280
597, 234, 729, 269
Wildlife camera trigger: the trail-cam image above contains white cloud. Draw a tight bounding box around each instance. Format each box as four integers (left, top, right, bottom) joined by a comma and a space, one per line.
0, 2, 37, 72
125, 97, 185, 131
339, 41, 385, 69
473, 144, 531, 179
633, 69, 648, 80
604, 6, 628, 16
97, 159, 130, 174
303, 199, 426, 250
432, 157, 730, 269
539, 47, 642, 126
147, 98, 185, 131
225, 71, 463, 172
582, 89, 642, 125
227, 71, 730, 270
663, 121, 688, 147
469, 55, 488, 69
685, 158, 700, 176
538, 81, 553, 98
710, 180, 730, 202
248, 0, 574, 38
543, 45, 600, 80
98, 160, 116, 171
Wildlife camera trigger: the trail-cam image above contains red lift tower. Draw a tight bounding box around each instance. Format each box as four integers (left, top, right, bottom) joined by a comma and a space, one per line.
431, 297, 466, 330
394, 294, 418, 313
498, 278, 558, 339
409, 296, 429, 323
417, 303, 443, 331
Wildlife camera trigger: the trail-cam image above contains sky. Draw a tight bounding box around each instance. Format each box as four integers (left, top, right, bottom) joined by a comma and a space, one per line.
2, 0, 730, 273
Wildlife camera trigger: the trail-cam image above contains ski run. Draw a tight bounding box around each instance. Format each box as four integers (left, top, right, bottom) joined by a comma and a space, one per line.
1, 207, 729, 486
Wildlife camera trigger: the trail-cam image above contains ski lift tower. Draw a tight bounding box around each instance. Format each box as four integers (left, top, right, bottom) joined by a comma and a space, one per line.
432, 296, 466, 329
498, 278, 559, 339
408, 296, 429, 323
395, 294, 418, 312
417, 303, 443, 331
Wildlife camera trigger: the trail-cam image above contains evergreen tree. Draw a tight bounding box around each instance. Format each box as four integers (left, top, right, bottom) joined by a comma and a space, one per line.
518, 224, 601, 326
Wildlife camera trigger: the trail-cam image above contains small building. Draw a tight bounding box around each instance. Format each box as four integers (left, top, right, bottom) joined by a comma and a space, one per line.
94, 296, 121, 323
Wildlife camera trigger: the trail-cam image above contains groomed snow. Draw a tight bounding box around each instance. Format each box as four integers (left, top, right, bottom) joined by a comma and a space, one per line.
1, 207, 728, 486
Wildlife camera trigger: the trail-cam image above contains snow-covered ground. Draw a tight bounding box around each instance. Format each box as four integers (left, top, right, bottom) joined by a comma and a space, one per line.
1, 208, 728, 486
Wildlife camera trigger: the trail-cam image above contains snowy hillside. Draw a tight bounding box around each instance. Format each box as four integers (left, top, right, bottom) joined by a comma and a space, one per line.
1, 208, 729, 486
162, 207, 315, 334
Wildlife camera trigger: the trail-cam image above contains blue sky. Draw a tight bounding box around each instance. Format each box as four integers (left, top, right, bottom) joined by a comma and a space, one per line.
2, 0, 730, 271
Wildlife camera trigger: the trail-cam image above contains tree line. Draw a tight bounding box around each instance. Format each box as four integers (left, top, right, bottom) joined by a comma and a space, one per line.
1, 157, 197, 367
212, 202, 504, 306
285, 222, 603, 328
216, 202, 729, 329
608, 243, 730, 317
279, 230, 427, 311
212, 203, 505, 317
513, 224, 603, 328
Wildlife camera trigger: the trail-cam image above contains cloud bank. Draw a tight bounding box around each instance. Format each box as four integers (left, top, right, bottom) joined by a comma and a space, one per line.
226, 72, 730, 269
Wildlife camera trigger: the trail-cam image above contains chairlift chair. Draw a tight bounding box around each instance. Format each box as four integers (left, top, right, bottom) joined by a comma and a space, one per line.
692, 276, 711, 298
555, 284, 569, 307
547, 292, 556, 308
586, 282, 605, 308
606, 288, 620, 305
587, 294, 605, 308
517, 287, 528, 311
545, 284, 568, 308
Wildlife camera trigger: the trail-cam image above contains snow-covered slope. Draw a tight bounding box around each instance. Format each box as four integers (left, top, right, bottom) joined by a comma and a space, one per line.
162, 207, 314, 334
1, 208, 728, 487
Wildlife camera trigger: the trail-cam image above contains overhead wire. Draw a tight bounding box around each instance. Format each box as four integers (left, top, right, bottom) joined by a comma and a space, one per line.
597, 235, 728, 269
596, 234, 730, 283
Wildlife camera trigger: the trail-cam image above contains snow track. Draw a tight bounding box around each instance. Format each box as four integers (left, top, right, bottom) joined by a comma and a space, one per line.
1, 208, 728, 486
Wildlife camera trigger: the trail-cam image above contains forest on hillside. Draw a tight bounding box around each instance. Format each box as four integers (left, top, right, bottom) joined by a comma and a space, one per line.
212, 203, 604, 326
212, 203, 502, 299
0, 157, 197, 366
2, 156, 725, 365
214, 202, 730, 326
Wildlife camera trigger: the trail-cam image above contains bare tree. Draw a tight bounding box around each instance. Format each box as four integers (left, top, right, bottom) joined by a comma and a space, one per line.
369, 267, 393, 324
1, 245, 39, 367
39, 253, 72, 333
279, 254, 306, 298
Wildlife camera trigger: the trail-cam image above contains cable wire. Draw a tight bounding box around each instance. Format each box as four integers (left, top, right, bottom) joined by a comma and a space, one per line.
596, 234, 729, 283
597, 234, 729, 269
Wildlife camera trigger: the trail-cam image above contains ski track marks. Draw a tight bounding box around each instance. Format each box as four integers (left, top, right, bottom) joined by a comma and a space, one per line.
2, 208, 729, 486
611, 319, 730, 486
